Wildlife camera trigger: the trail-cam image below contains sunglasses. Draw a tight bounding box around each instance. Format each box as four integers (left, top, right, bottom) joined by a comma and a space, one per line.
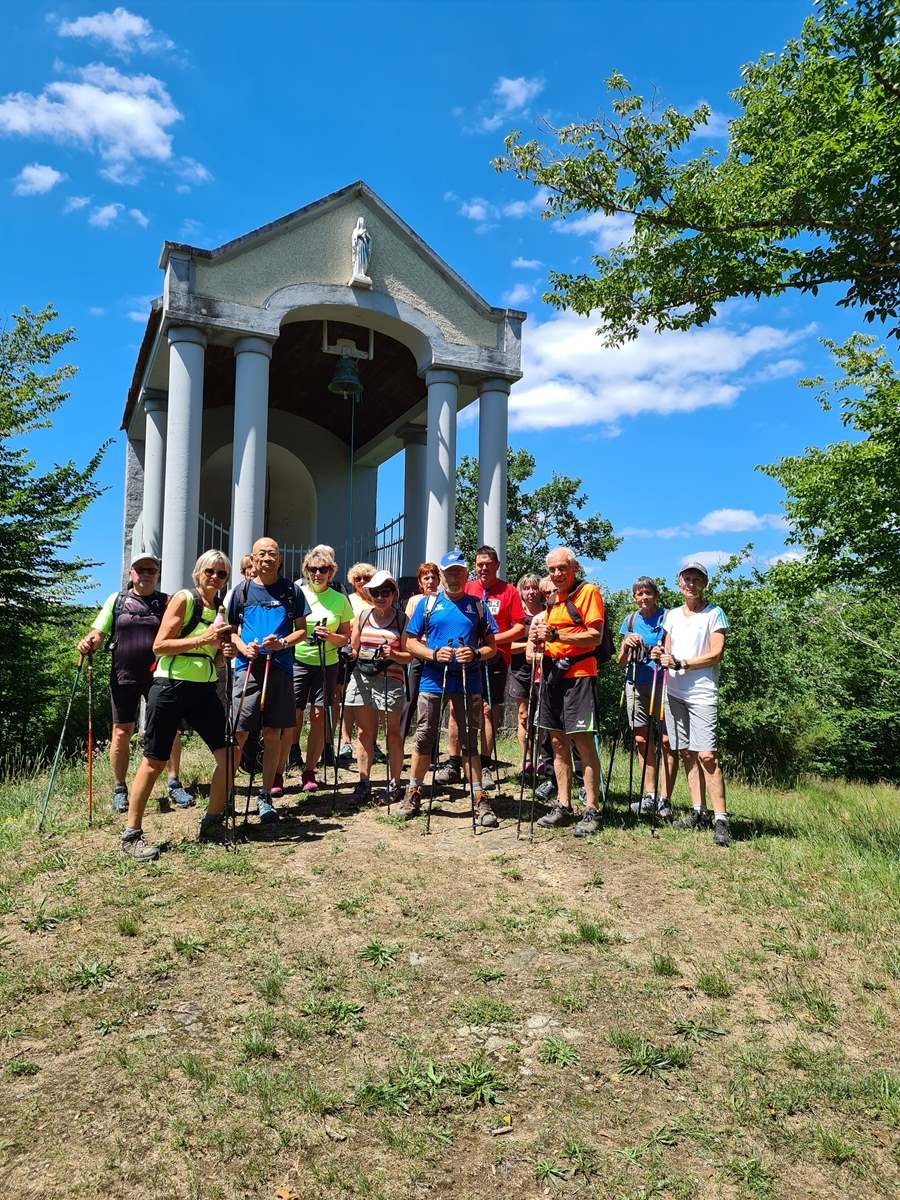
203, 567, 229, 579
308, 565, 331, 574
134, 566, 159, 575
370, 587, 394, 598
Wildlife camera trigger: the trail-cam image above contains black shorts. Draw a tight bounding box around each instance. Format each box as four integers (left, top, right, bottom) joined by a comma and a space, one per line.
293, 662, 340, 710
233, 662, 295, 731
538, 674, 597, 736
506, 665, 534, 703
143, 680, 226, 763
110, 673, 153, 724
481, 657, 508, 707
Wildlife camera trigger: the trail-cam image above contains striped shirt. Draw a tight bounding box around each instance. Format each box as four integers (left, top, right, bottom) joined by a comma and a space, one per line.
356, 609, 404, 682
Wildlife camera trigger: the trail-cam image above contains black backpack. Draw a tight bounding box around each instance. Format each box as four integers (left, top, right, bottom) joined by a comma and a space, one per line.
555, 581, 614, 667
108, 589, 169, 653
231, 577, 305, 630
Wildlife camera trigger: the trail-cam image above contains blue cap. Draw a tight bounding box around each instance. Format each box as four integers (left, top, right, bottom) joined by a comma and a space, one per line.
439, 549, 468, 570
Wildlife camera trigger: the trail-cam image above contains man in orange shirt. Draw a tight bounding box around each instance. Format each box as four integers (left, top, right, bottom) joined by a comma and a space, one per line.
529, 547, 605, 837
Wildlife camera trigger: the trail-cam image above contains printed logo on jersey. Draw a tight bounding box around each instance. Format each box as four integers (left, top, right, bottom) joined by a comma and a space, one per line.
488, 598, 501, 616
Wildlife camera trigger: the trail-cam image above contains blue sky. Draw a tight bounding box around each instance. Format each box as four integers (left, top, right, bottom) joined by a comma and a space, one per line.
0, 0, 869, 603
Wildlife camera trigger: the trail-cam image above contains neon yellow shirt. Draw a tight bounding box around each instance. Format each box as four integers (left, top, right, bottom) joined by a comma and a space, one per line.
154, 591, 218, 684
293, 585, 354, 667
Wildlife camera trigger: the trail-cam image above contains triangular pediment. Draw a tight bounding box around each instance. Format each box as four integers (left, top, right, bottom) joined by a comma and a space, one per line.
160, 181, 508, 350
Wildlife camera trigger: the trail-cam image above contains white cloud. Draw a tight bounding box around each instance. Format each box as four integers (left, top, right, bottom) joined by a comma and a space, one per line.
88, 306, 105, 316
748, 357, 803, 384
504, 282, 535, 307
178, 217, 202, 239
623, 509, 787, 539
12, 162, 65, 195
89, 200, 123, 226
679, 551, 734, 572
692, 102, 731, 138
127, 205, 148, 226
508, 306, 813, 433
765, 550, 805, 567
56, 7, 174, 57
0, 63, 181, 182
493, 75, 545, 113
512, 256, 542, 269
125, 292, 156, 321
172, 154, 212, 186
63, 193, 90, 211
553, 210, 634, 251
458, 196, 493, 222
465, 74, 545, 134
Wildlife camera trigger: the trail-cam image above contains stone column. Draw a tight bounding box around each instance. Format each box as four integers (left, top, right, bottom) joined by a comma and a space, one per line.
141, 389, 167, 559
424, 369, 458, 563
477, 378, 511, 578
400, 426, 427, 576
230, 336, 273, 574
161, 326, 206, 593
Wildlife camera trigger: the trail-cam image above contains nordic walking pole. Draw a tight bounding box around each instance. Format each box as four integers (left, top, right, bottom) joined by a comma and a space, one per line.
425, 646, 451, 835
516, 655, 539, 839
317, 630, 338, 814
627, 665, 639, 816
650, 667, 668, 835
218, 607, 236, 847
529, 660, 547, 843
458, 642, 478, 835
37, 655, 85, 833
242, 652, 269, 830
382, 662, 391, 811
86, 654, 94, 828
479, 592, 503, 795
333, 644, 356, 814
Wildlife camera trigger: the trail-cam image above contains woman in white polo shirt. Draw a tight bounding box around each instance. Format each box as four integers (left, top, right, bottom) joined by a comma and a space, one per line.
652, 561, 731, 847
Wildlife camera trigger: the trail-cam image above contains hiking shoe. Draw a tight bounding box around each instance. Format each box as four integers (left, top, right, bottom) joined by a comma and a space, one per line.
474, 792, 499, 828
713, 817, 732, 848
629, 792, 657, 816
535, 778, 557, 803
397, 786, 422, 820
167, 778, 195, 809
375, 779, 402, 808
257, 794, 279, 824
481, 765, 495, 791
537, 803, 575, 828
656, 798, 673, 822
434, 760, 461, 785
111, 784, 128, 814
350, 779, 371, 806
337, 742, 354, 766
373, 743, 388, 765
574, 806, 602, 838
121, 829, 160, 862
270, 772, 284, 799
675, 807, 713, 831
198, 813, 227, 843
301, 770, 319, 793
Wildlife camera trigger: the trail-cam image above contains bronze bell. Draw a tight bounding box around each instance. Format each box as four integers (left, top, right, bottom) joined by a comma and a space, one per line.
328, 354, 362, 397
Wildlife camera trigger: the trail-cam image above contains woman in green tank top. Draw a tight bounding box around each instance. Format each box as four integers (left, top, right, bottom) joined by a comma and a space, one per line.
119, 551, 235, 862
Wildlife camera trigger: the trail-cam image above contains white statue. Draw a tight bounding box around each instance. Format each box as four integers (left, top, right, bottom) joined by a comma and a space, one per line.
349, 216, 373, 288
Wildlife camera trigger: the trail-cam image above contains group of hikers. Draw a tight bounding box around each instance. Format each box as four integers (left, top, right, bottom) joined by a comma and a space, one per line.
77, 537, 730, 862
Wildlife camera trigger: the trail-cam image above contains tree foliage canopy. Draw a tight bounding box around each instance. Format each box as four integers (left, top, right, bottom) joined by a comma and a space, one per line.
0, 305, 108, 761
455, 448, 621, 582
760, 334, 900, 588
494, 0, 899, 344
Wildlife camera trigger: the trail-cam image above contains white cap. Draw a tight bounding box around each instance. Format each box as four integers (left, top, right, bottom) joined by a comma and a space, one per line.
367, 569, 397, 591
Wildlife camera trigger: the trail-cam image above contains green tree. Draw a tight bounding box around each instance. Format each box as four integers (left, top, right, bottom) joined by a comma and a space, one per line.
494, 0, 899, 344
759, 334, 900, 588
455, 447, 621, 581
0, 306, 108, 764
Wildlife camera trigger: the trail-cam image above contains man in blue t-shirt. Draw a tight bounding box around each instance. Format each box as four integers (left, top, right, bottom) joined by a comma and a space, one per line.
617, 575, 677, 818
402, 549, 499, 826
227, 537, 309, 823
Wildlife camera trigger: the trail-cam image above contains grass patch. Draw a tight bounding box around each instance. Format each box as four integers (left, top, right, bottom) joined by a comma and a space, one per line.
697, 967, 733, 998
357, 939, 397, 969
539, 1035, 579, 1067
651, 952, 681, 977
453, 995, 519, 1025
561, 919, 620, 947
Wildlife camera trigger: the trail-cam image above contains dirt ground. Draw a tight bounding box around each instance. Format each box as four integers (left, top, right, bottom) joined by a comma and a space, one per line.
0, 763, 897, 1200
